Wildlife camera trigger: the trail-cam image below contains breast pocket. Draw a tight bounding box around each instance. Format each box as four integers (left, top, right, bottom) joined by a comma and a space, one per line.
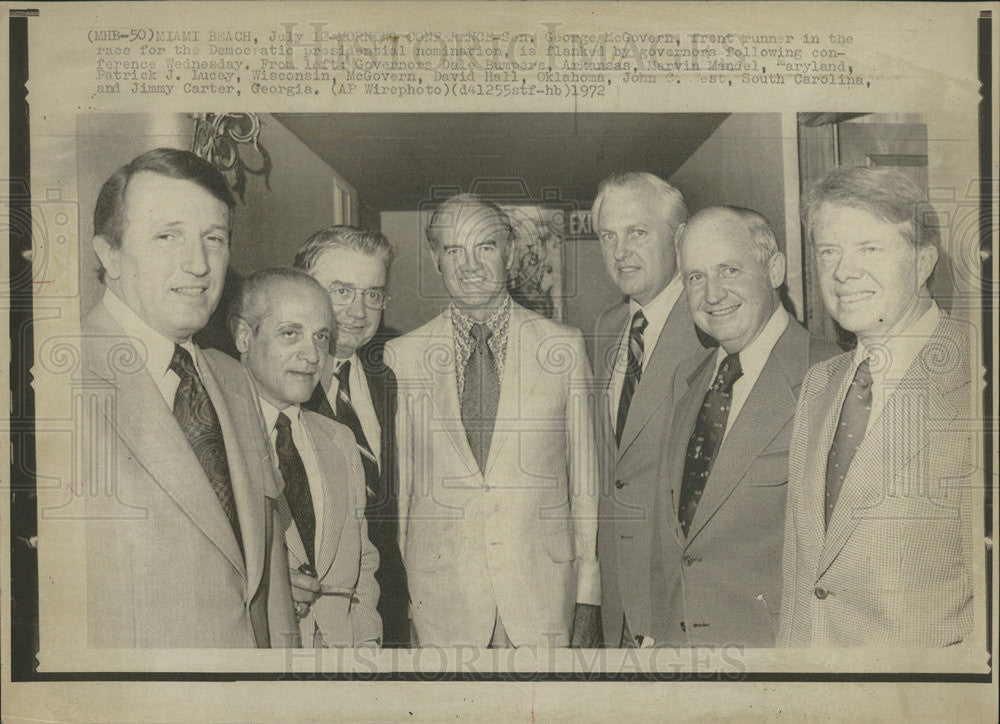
743, 448, 790, 488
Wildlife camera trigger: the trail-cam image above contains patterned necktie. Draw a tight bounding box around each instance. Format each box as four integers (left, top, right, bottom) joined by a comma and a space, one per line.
334, 361, 379, 501
677, 352, 743, 537
170, 344, 243, 555
275, 411, 316, 568
615, 310, 648, 446
825, 358, 873, 528
461, 323, 500, 473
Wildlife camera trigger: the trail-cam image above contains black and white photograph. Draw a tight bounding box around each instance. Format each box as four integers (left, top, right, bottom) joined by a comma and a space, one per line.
4, 2, 996, 721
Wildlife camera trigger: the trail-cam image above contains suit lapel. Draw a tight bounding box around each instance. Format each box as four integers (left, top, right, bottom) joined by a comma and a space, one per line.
686, 323, 804, 543
305, 416, 350, 580
83, 321, 247, 580
425, 313, 482, 479
618, 293, 698, 459
202, 354, 266, 597
818, 348, 957, 575
665, 351, 715, 549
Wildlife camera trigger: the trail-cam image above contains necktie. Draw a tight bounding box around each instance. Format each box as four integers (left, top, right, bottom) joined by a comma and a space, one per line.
825, 358, 872, 528
615, 310, 648, 446
275, 411, 316, 568
170, 344, 243, 555
334, 361, 379, 502
462, 323, 500, 473
677, 352, 743, 537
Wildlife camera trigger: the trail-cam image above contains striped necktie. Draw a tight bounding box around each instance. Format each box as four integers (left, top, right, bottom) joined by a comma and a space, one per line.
335, 361, 379, 500
615, 310, 648, 446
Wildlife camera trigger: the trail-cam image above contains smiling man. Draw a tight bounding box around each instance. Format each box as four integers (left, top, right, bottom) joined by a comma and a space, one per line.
647, 206, 836, 647
81, 149, 296, 647
293, 225, 409, 647
590, 172, 712, 647
232, 268, 381, 647
386, 194, 601, 648
779, 166, 976, 647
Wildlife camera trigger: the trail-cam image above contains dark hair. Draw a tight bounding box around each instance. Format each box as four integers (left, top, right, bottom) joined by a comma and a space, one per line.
93, 148, 235, 279
802, 166, 940, 250
424, 193, 514, 251
294, 224, 395, 280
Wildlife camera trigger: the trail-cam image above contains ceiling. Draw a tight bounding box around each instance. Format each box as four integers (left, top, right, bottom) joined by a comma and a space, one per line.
275, 113, 728, 219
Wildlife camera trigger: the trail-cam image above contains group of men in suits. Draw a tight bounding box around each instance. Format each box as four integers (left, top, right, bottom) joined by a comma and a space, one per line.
79, 147, 976, 651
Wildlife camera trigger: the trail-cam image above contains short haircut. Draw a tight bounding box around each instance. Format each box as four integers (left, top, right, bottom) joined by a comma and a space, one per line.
591, 171, 688, 232
424, 193, 514, 251
94, 147, 235, 249
293, 224, 395, 280
676, 205, 780, 268
802, 165, 940, 250
228, 267, 331, 340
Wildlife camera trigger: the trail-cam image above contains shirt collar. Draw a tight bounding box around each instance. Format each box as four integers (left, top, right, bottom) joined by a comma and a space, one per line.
449, 293, 512, 339
629, 274, 684, 331
714, 304, 789, 377
259, 396, 300, 433
101, 287, 197, 378
855, 302, 941, 383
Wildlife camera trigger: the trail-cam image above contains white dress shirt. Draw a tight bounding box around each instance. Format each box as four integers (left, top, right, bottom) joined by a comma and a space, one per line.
608, 274, 686, 420
709, 305, 789, 440
101, 287, 200, 408
325, 353, 382, 468
853, 301, 941, 437
260, 399, 325, 557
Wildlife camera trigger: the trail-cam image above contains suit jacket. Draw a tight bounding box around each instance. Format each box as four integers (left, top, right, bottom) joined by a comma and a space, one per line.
275, 411, 381, 647
386, 302, 601, 647
593, 293, 709, 645
650, 318, 838, 647
778, 314, 976, 647
81, 299, 298, 648
305, 335, 409, 647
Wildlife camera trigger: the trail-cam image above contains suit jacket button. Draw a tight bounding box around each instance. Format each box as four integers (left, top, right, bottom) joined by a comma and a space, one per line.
683, 555, 694, 567
814, 586, 829, 600
614, 479, 625, 489
680, 621, 686, 632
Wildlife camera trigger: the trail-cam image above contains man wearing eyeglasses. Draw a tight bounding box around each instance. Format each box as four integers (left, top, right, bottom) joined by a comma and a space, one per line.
293, 225, 410, 647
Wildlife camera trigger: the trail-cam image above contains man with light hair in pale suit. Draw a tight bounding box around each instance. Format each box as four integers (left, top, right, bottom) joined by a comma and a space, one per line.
387, 194, 601, 647
779, 166, 976, 647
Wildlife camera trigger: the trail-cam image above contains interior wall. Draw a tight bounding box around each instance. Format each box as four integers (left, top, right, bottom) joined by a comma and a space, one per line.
668, 114, 787, 248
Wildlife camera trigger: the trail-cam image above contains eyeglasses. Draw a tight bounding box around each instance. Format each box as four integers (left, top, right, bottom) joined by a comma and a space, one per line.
327, 285, 388, 310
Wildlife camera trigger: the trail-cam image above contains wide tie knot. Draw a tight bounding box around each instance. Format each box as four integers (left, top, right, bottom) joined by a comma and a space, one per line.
630, 310, 648, 335
714, 352, 743, 390
854, 358, 872, 388
336, 359, 352, 386
471, 322, 492, 346
169, 344, 197, 380
275, 410, 292, 432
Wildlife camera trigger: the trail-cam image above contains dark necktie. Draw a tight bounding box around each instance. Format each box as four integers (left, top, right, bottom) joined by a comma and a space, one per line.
334, 361, 379, 501
825, 358, 873, 528
615, 310, 648, 446
461, 323, 500, 473
170, 344, 243, 555
275, 411, 316, 568
677, 352, 743, 537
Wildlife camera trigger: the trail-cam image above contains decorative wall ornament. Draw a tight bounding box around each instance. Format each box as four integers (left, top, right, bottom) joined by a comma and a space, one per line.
191, 113, 272, 202
502, 204, 566, 321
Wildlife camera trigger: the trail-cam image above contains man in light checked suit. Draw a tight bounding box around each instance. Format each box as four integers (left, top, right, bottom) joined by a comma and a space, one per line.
778, 166, 978, 647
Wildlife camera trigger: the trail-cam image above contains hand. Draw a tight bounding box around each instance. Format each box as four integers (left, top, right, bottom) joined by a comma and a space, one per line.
569, 603, 602, 648
290, 569, 321, 619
